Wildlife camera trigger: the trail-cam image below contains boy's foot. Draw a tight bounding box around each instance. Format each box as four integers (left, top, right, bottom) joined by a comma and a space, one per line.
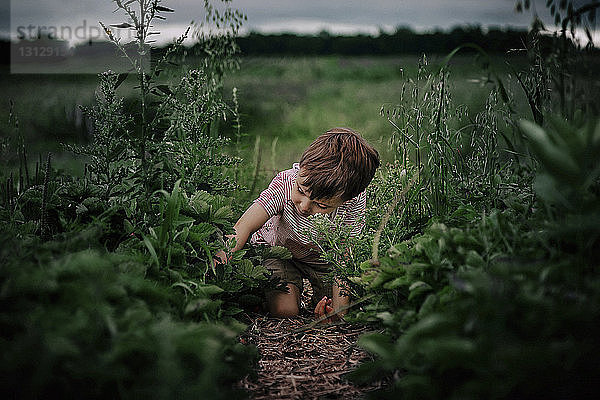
314, 296, 336, 323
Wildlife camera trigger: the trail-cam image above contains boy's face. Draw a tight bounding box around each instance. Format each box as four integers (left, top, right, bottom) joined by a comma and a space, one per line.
292, 170, 344, 217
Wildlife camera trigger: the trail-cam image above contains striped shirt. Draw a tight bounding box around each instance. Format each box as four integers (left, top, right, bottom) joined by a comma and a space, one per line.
250, 163, 366, 264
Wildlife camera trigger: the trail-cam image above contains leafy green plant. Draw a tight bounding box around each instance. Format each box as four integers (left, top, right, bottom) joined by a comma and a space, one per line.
0, 2, 273, 398
91, 1, 243, 214
519, 116, 600, 259
351, 117, 600, 399
303, 213, 373, 298
100, 1, 179, 187
155, 68, 241, 194
0, 228, 256, 399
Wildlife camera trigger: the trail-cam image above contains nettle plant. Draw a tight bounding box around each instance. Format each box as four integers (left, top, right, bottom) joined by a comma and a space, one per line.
72, 0, 242, 205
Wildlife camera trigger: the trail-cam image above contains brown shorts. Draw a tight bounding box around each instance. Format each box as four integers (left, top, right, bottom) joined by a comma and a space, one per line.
264, 258, 333, 306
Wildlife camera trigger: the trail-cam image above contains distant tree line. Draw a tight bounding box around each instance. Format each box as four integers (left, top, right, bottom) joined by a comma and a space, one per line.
232, 26, 535, 55
2, 25, 595, 66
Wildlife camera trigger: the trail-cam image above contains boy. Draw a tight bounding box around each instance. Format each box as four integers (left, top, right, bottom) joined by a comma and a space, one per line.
218, 127, 380, 321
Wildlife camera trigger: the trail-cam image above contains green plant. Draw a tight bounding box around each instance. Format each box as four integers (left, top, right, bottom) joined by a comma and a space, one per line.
350, 117, 600, 399
0, 2, 269, 398
64, 71, 134, 202
515, 0, 600, 119
100, 1, 182, 182
95, 1, 244, 211
381, 58, 508, 221
0, 227, 257, 399
519, 116, 600, 259
0, 102, 44, 224
155, 68, 241, 194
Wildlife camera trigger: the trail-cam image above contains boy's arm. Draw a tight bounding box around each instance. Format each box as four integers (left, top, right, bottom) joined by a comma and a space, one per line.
215, 202, 270, 264
217, 170, 287, 263
230, 202, 269, 252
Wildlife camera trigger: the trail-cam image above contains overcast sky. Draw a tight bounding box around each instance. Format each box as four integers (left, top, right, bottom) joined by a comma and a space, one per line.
1, 0, 598, 45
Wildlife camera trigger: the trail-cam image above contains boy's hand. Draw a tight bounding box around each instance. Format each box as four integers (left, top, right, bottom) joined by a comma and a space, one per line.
314, 296, 337, 324
214, 234, 236, 265
214, 250, 231, 265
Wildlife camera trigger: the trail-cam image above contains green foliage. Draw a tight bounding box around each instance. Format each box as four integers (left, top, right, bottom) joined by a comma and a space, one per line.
90, 0, 243, 218
365, 161, 422, 252
0, 102, 43, 225
354, 205, 534, 325
519, 117, 600, 258
194, 0, 246, 79
304, 213, 373, 297
156, 68, 241, 193
382, 58, 508, 221
130, 179, 281, 320
0, 1, 272, 398
328, 8, 600, 394
0, 227, 256, 399
64, 72, 133, 201
235, 27, 531, 56
350, 115, 600, 398
356, 262, 600, 399
1, 0, 598, 397
207, 244, 285, 314
515, 0, 600, 119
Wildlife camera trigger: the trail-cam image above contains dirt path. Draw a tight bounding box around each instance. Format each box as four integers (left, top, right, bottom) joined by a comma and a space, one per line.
238, 286, 387, 399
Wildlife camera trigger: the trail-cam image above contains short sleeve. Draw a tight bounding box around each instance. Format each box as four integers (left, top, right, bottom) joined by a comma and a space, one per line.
343, 191, 367, 237
254, 171, 288, 218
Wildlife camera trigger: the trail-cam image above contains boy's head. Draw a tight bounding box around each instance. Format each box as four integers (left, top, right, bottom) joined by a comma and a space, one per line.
298, 127, 380, 203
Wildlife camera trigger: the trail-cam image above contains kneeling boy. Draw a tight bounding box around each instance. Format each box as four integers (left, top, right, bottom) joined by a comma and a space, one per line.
219, 127, 380, 321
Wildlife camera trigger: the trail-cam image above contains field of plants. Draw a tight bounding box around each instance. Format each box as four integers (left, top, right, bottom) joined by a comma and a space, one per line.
1, 0, 600, 399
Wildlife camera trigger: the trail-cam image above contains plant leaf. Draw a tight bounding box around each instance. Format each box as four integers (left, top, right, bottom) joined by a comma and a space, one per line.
110, 23, 134, 29
155, 6, 175, 12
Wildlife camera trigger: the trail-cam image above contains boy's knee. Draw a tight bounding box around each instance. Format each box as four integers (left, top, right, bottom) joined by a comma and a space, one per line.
267, 285, 300, 318
270, 302, 299, 318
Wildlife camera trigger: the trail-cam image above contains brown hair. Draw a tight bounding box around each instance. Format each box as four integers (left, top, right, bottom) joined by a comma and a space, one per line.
299, 127, 380, 201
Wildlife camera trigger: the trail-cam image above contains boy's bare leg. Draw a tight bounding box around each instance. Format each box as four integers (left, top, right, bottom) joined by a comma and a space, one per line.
266, 283, 301, 318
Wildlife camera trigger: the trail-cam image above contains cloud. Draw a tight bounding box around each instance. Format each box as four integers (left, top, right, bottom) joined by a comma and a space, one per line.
234, 0, 536, 32
2, 0, 596, 44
